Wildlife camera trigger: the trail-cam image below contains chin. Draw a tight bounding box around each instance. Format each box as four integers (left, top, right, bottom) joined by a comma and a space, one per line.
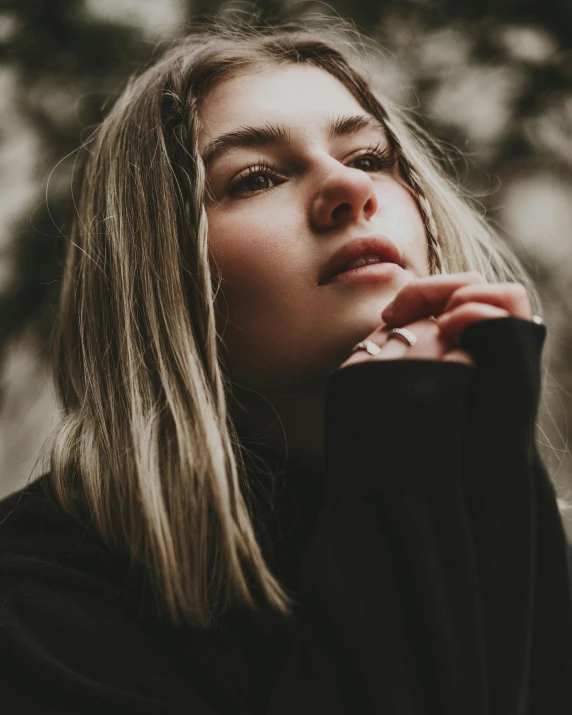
349, 303, 389, 334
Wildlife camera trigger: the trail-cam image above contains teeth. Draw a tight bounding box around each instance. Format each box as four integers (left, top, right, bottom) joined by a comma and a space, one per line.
345, 254, 382, 270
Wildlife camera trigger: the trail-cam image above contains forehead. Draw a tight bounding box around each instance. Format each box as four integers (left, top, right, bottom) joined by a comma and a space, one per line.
198, 64, 366, 146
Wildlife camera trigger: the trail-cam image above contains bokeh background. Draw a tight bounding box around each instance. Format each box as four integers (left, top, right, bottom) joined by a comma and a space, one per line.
0, 0, 571, 539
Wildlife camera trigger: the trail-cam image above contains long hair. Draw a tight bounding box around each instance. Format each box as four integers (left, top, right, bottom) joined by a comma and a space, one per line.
50, 14, 545, 628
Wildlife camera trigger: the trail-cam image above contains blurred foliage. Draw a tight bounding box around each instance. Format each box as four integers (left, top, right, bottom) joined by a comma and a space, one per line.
0, 0, 570, 370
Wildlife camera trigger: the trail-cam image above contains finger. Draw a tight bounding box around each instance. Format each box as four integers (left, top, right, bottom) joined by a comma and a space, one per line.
342, 336, 407, 365
380, 322, 445, 361
436, 302, 510, 343
341, 319, 443, 367
381, 272, 486, 326
442, 282, 533, 320
442, 349, 475, 367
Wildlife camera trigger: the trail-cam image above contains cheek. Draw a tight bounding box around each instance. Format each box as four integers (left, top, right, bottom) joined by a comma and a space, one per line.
207, 210, 287, 291
206, 208, 306, 332
389, 181, 425, 227
384, 183, 430, 270
206, 208, 317, 390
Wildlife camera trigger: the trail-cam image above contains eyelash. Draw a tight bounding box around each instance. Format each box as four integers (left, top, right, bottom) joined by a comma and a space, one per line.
227, 142, 396, 197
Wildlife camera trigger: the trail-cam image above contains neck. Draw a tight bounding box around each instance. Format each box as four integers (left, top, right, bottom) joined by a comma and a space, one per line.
232, 386, 326, 475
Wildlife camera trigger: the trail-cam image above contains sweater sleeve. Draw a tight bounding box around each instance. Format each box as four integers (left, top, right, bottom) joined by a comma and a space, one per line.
267, 318, 572, 715
457, 316, 572, 714
267, 358, 487, 714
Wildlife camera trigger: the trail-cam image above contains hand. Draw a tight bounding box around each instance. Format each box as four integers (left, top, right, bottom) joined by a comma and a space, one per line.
381, 272, 534, 343
340, 272, 535, 369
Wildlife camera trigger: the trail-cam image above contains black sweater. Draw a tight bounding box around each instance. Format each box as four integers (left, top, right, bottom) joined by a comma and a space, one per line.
0, 317, 571, 713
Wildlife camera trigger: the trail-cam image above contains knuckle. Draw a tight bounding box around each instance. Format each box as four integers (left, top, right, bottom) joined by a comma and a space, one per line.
452, 301, 479, 315
465, 270, 486, 283
452, 284, 477, 299
509, 282, 529, 299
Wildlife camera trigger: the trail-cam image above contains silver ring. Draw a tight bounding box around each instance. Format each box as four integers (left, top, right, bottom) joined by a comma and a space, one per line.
532, 315, 544, 325
387, 327, 418, 347
351, 340, 381, 356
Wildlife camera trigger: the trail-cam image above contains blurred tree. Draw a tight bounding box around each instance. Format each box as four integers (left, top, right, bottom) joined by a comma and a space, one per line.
0, 0, 162, 351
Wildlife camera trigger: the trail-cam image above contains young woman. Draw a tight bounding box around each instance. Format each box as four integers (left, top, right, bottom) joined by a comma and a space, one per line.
0, 17, 571, 714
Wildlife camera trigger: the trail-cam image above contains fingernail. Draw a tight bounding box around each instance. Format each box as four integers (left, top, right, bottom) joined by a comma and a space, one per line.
382, 301, 395, 318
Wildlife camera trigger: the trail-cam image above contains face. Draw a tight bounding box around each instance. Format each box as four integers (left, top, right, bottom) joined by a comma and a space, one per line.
198, 64, 430, 396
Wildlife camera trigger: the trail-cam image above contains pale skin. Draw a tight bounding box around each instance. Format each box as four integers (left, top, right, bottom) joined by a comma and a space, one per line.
198, 64, 535, 474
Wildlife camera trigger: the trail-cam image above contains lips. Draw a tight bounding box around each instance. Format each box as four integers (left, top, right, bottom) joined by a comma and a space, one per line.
319, 237, 404, 285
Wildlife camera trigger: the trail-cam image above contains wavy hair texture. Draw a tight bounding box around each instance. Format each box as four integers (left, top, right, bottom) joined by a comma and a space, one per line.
50, 11, 551, 628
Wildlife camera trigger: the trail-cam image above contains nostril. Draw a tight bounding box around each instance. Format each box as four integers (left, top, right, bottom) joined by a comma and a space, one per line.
362, 195, 378, 220
331, 203, 351, 221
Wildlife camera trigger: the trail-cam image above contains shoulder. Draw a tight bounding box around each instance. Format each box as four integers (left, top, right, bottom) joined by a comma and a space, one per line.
0, 474, 146, 614
0, 474, 94, 565
0, 475, 77, 561
0, 479, 219, 712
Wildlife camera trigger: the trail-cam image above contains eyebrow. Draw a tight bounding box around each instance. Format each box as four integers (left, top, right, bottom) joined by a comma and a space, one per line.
200, 114, 388, 170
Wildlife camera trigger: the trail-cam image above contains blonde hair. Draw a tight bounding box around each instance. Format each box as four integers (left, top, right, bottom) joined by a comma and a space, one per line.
50, 14, 545, 628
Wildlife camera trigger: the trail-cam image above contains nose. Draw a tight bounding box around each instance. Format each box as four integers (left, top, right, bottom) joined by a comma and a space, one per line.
310, 162, 379, 230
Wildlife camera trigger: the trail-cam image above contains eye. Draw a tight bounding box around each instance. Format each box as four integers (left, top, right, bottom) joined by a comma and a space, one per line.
349, 142, 397, 172
227, 158, 282, 197
226, 143, 397, 198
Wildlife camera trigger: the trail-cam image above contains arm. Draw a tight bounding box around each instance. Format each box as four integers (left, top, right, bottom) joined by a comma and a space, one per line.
267, 358, 488, 714
458, 316, 572, 714
269, 318, 572, 714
